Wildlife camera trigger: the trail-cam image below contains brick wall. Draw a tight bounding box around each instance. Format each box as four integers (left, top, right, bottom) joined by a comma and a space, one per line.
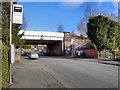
63, 32, 91, 55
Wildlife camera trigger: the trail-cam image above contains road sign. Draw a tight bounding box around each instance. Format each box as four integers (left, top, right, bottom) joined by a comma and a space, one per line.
71, 39, 75, 44
11, 44, 15, 64
40, 35, 44, 40
13, 4, 23, 24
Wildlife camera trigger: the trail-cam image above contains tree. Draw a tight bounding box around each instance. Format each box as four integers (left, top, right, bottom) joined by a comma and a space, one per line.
87, 15, 108, 51
87, 15, 119, 52
22, 45, 31, 49
80, 34, 84, 39
71, 30, 75, 35
119, 2, 120, 24
0, 4, 1, 22
116, 25, 120, 48
58, 24, 64, 32
1, 2, 26, 48
83, 5, 93, 23
77, 5, 92, 38
106, 19, 119, 50
77, 20, 87, 35
78, 4, 118, 38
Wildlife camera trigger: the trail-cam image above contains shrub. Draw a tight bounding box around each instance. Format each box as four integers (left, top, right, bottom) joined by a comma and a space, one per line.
14, 55, 21, 64
99, 50, 113, 58
91, 43, 97, 49
116, 51, 120, 56
22, 45, 31, 49
1, 41, 9, 88
0, 41, 2, 89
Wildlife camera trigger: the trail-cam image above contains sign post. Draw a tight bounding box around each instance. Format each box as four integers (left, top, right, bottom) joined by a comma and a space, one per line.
71, 39, 75, 56
11, 44, 15, 64
9, 2, 23, 84
9, 1, 13, 84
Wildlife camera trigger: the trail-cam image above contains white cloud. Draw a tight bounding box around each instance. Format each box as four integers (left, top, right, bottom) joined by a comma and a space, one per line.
97, 0, 105, 2
60, 2, 84, 8
111, 0, 119, 15
59, 0, 85, 9
59, 0, 120, 9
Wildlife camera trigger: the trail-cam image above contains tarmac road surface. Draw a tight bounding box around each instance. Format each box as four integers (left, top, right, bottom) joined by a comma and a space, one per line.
10, 56, 118, 88
37, 56, 118, 88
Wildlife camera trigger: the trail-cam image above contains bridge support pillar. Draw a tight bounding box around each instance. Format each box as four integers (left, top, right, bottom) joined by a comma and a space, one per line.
48, 41, 62, 56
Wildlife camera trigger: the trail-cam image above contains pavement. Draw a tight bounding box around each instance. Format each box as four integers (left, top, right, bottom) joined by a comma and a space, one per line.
9, 56, 118, 88
76, 58, 119, 66
9, 56, 65, 88
59, 56, 120, 66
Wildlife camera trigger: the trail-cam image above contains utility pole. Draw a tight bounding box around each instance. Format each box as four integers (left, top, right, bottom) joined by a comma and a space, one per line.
9, 1, 13, 84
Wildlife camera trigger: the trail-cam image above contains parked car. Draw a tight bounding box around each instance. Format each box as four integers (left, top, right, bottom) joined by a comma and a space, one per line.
38, 52, 44, 56
21, 51, 30, 56
28, 52, 39, 59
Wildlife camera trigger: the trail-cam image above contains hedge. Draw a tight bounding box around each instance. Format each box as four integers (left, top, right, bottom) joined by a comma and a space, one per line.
0, 40, 2, 89
22, 45, 31, 49
1, 41, 9, 88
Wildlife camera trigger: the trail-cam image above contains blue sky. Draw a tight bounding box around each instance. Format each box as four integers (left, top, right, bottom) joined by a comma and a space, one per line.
17, 2, 118, 33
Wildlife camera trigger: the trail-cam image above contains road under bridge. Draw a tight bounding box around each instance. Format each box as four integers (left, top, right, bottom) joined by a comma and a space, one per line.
19, 30, 64, 55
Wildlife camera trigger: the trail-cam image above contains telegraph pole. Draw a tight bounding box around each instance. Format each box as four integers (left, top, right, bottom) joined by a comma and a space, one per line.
9, 1, 13, 84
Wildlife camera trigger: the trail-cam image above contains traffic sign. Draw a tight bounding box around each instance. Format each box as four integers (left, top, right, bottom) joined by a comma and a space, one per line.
71, 39, 75, 44
11, 44, 15, 64
13, 4, 23, 24
41, 35, 44, 39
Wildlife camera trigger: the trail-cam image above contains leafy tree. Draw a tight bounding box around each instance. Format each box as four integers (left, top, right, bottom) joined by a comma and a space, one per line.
91, 43, 97, 49
87, 15, 119, 52
78, 4, 118, 39
116, 25, 120, 48
2, 2, 10, 46
118, 2, 120, 48
22, 45, 31, 49
87, 15, 108, 51
106, 19, 119, 50
80, 34, 84, 39
0, 2, 1, 37
1, 2, 25, 48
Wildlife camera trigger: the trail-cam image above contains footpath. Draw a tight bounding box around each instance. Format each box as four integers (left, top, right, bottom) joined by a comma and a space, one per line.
78, 58, 119, 66
8, 57, 65, 88
60, 56, 120, 66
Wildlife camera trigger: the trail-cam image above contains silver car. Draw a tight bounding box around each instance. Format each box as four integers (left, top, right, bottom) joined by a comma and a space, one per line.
28, 53, 39, 59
